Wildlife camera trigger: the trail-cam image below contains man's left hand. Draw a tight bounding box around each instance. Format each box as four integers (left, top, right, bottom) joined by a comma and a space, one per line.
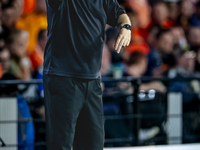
114, 28, 131, 53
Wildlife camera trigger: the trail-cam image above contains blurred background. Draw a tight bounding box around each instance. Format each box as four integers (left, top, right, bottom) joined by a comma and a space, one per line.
1, 0, 200, 150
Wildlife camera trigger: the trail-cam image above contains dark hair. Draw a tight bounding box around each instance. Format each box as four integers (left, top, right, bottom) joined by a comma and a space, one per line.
2, 0, 15, 10
126, 52, 147, 66
153, 1, 168, 7
0, 26, 10, 41
5, 29, 22, 46
0, 46, 7, 53
196, 1, 200, 9
156, 28, 170, 40
0, 47, 3, 52
38, 29, 47, 41
125, 7, 137, 15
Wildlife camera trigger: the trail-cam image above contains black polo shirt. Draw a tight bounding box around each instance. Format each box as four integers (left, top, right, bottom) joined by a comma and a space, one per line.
44, 0, 125, 79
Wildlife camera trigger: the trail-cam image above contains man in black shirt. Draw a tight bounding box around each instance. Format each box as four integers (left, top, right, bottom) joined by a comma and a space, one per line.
44, 0, 131, 149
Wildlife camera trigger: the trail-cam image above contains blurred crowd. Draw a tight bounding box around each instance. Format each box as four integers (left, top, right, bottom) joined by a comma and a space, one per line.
0, 0, 200, 94
0, 0, 200, 89
1, 0, 200, 148
102, 0, 200, 95
0, 0, 46, 82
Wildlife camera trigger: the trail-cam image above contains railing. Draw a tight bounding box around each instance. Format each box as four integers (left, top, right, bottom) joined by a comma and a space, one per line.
0, 76, 200, 148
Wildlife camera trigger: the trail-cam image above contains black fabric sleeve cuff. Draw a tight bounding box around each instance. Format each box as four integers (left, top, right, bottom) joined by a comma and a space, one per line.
105, 0, 126, 27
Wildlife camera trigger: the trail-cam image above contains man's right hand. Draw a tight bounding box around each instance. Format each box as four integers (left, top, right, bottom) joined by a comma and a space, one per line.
114, 28, 131, 53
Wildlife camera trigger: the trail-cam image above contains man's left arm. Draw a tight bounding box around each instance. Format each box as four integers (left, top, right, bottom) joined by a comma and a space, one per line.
115, 14, 131, 53
104, 0, 131, 53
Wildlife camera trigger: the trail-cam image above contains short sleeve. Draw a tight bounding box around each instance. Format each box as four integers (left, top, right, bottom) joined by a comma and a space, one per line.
104, 0, 126, 27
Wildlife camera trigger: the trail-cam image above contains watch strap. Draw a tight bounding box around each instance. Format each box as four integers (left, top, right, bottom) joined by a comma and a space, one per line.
120, 24, 132, 31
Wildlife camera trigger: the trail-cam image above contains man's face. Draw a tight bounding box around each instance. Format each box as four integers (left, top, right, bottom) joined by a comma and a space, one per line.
36, 0, 46, 13
128, 55, 148, 77
177, 51, 195, 72
1, 0, 24, 27
188, 27, 200, 47
10, 32, 29, 58
181, 0, 194, 17
157, 32, 174, 54
2, 8, 16, 27
153, 3, 169, 23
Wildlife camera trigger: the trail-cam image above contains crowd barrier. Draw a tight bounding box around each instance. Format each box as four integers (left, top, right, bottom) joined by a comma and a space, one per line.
0, 76, 200, 149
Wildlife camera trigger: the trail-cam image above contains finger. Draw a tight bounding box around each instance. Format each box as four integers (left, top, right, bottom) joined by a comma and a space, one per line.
117, 38, 125, 53
128, 36, 131, 45
114, 35, 122, 50
124, 38, 129, 47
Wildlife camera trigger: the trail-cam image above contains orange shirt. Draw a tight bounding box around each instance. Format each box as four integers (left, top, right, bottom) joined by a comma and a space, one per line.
126, 0, 151, 28
131, 27, 144, 44
16, 10, 47, 53
140, 20, 175, 40
23, 0, 36, 14
29, 45, 44, 71
126, 44, 150, 54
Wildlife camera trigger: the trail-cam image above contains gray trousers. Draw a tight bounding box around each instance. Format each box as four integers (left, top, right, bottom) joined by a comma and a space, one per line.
43, 74, 104, 150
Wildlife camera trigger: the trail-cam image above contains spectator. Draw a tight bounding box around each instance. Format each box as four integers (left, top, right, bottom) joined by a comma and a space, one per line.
16, 0, 47, 53
187, 26, 200, 73
37, 29, 47, 53
125, 52, 148, 77
168, 1, 179, 22
126, 8, 144, 44
170, 27, 188, 50
187, 26, 200, 51
124, 51, 166, 93
190, 1, 200, 27
1, 0, 23, 29
168, 48, 199, 117
169, 49, 196, 79
6, 29, 31, 80
151, 1, 173, 27
1, 0, 18, 28
121, 51, 166, 141
0, 47, 10, 75
23, 0, 36, 14
180, 0, 194, 18
142, 1, 173, 40
187, 27, 200, 72
176, 0, 194, 33
156, 29, 174, 54
126, 0, 151, 28
29, 29, 47, 73
145, 28, 175, 77
0, 27, 8, 47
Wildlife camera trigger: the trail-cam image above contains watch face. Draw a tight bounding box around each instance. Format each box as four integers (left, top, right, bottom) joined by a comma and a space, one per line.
122, 24, 131, 30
